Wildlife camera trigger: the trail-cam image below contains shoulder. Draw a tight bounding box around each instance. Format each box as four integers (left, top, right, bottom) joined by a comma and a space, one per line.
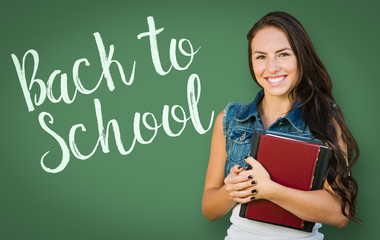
222, 102, 252, 136
214, 111, 224, 132
223, 102, 251, 120
223, 89, 263, 123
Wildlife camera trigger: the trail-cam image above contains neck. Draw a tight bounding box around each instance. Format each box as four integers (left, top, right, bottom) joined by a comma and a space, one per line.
258, 93, 294, 128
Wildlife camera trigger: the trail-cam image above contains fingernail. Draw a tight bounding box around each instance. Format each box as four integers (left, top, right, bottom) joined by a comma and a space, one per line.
251, 180, 256, 185
248, 175, 252, 179
250, 196, 255, 200
251, 189, 257, 194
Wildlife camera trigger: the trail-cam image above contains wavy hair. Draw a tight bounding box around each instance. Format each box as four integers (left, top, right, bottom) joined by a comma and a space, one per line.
247, 11, 360, 222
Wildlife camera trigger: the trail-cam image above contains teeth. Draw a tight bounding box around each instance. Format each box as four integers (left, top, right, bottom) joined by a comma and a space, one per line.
268, 76, 285, 83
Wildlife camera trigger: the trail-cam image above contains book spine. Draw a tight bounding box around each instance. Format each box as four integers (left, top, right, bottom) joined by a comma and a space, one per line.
311, 146, 330, 190
308, 147, 321, 190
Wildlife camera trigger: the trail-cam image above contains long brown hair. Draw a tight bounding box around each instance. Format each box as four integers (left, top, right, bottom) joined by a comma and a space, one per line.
247, 11, 360, 221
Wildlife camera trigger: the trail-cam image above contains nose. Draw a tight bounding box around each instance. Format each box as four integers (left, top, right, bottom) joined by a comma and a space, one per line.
267, 56, 280, 73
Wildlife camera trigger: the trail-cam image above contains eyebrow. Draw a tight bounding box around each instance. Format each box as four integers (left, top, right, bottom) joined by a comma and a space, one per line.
253, 47, 292, 54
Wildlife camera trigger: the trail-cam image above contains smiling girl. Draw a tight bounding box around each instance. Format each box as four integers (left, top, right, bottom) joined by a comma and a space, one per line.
202, 11, 359, 240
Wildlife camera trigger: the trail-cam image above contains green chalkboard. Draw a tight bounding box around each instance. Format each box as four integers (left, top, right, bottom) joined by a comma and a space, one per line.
1, 0, 379, 239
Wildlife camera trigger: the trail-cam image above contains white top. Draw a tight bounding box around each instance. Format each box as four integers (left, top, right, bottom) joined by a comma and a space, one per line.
225, 204, 324, 240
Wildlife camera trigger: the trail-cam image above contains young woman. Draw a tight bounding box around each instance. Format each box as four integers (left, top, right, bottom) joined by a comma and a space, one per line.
202, 11, 359, 240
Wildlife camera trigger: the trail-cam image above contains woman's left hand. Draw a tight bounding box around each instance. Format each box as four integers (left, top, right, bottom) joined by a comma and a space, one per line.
239, 156, 276, 201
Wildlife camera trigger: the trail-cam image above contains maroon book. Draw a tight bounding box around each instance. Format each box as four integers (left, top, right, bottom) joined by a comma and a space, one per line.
239, 130, 329, 232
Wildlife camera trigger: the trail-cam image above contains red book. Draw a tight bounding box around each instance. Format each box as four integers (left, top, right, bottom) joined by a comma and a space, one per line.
239, 130, 329, 232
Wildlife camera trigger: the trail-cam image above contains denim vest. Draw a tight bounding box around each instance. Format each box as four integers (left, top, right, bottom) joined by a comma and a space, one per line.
222, 90, 314, 177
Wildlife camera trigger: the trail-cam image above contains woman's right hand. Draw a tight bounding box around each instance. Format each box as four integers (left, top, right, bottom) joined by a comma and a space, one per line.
224, 164, 258, 204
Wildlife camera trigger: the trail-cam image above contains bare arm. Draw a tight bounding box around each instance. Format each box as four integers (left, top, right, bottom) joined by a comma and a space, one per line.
202, 111, 234, 221
267, 178, 349, 227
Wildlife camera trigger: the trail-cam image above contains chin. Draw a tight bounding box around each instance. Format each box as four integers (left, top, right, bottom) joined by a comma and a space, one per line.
264, 88, 292, 98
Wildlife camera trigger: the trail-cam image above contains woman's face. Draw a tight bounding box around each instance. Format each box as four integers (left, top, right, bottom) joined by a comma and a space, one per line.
251, 26, 298, 99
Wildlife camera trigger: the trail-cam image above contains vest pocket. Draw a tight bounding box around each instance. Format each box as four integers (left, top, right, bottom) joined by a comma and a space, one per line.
230, 130, 253, 144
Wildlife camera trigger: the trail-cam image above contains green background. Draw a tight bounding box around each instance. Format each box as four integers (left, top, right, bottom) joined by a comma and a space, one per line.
1, 0, 379, 239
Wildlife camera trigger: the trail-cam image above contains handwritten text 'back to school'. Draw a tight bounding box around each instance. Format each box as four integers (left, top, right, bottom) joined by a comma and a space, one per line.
11, 16, 214, 173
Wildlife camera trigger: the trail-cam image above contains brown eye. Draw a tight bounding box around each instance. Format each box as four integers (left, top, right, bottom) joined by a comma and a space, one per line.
279, 52, 290, 57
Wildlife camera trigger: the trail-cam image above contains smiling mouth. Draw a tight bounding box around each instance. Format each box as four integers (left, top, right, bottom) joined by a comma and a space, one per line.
265, 75, 286, 86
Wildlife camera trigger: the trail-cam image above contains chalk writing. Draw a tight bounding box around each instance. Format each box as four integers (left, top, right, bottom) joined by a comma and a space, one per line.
12, 16, 214, 173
